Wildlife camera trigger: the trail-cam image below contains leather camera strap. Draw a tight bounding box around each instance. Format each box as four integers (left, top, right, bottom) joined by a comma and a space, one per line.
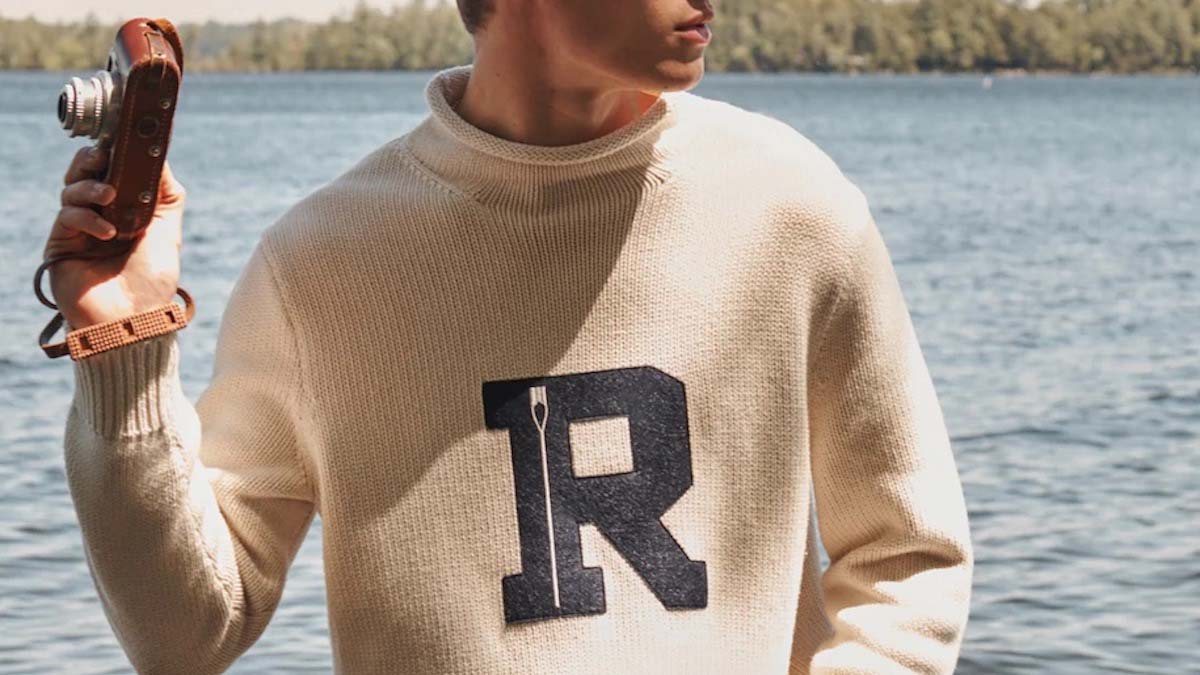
147, 18, 184, 74
35, 251, 195, 360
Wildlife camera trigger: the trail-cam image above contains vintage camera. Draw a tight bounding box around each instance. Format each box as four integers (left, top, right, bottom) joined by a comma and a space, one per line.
56, 17, 183, 239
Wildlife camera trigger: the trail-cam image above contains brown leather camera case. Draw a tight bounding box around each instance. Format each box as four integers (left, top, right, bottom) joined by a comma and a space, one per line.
100, 18, 184, 239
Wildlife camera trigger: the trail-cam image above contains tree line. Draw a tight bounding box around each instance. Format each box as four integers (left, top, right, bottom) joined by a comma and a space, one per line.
2, 0, 1197, 73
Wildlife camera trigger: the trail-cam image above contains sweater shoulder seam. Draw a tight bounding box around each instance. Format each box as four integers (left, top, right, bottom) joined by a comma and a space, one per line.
257, 234, 319, 510
808, 201, 873, 375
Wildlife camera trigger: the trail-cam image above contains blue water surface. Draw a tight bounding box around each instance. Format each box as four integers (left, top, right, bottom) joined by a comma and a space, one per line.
0, 70, 1197, 674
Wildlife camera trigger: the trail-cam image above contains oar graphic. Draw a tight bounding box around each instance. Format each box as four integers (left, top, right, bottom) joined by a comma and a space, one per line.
529, 385, 560, 609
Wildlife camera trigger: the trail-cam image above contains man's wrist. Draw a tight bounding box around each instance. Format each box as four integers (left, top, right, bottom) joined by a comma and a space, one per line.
65, 291, 193, 361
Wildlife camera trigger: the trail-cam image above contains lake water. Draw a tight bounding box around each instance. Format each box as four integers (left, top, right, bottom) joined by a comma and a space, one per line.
1, 70, 1196, 674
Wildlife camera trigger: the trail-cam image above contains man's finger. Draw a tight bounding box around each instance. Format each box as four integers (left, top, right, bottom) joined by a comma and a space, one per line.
54, 206, 118, 241
61, 180, 117, 207
63, 146, 109, 185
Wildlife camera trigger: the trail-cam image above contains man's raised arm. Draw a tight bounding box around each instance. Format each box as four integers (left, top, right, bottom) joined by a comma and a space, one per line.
64, 237, 317, 673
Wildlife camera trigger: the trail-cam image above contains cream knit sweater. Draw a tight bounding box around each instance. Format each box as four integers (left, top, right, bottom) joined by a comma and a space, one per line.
63, 64, 973, 674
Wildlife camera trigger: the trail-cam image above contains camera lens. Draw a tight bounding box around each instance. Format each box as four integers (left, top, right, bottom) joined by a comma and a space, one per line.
57, 83, 78, 131
57, 71, 117, 140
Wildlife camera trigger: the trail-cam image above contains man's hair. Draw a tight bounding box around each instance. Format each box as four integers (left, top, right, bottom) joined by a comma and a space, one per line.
456, 0, 493, 35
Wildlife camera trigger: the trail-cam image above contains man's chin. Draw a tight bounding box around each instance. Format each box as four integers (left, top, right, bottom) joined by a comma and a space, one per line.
652, 60, 705, 92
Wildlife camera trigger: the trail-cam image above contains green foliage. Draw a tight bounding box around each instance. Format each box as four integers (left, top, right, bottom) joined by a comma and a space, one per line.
1, 0, 1197, 73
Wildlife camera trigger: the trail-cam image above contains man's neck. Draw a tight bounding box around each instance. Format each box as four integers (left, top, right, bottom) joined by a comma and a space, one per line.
453, 43, 661, 149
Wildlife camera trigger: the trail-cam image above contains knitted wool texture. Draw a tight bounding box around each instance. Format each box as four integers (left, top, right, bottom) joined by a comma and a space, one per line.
63, 64, 973, 674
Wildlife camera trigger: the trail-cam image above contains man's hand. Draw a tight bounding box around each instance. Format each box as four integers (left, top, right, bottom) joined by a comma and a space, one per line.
43, 146, 186, 330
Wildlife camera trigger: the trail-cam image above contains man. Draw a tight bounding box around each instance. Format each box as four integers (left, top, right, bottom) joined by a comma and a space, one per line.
48, 0, 973, 672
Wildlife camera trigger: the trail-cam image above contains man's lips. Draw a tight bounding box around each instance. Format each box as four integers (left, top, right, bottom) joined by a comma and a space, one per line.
675, 10, 715, 30
675, 23, 712, 43
674, 10, 714, 44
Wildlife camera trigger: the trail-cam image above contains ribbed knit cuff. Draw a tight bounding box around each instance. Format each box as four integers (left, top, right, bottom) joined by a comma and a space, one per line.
71, 332, 184, 439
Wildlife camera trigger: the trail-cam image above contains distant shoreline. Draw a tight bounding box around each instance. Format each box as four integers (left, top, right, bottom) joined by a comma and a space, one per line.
3, 68, 1197, 76
4, 0, 1199, 76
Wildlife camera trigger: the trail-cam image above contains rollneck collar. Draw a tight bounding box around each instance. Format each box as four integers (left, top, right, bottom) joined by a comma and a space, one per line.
400, 64, 692, 214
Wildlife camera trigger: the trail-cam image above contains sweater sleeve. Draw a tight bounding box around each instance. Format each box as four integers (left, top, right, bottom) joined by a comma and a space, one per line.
802, 212, 974, 674
62, 238, 317, 674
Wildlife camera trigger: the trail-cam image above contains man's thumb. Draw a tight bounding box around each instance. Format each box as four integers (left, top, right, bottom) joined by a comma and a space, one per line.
158, 160, 186, 204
